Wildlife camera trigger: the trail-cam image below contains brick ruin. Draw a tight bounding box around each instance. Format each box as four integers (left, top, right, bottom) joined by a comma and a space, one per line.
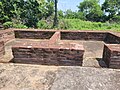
0, 29, 120, 68
0, 29, 14, 59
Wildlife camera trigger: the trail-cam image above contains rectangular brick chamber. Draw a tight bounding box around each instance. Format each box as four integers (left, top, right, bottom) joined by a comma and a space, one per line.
103, 44, 120, 69
11, 29, 120, 68
14, 30, 55, 39
12, 41, 84, 66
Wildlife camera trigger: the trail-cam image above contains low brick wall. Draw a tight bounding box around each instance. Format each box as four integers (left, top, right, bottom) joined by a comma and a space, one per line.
0, 29, 15, 43
10, 29, 120, 68
103, 44, 120, 69
0, 41, 5, 59
104, 33, 120, 44
61, 31, 107, 41
61, 31, 120, 44
12, 41, 84, 66
14, 30, 55, 39
0, 29, 14, 60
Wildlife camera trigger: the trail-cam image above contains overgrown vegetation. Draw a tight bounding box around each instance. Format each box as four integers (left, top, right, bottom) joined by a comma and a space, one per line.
0, 0, 54, 28
58, 19, 120, 32
0, 0, 120, 32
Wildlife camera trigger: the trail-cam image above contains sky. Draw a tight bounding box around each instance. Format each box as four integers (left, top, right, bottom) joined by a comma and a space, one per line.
58, 0, 105, 11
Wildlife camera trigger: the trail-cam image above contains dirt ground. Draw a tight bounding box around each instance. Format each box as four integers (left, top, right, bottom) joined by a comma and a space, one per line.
0, 63, 120, 90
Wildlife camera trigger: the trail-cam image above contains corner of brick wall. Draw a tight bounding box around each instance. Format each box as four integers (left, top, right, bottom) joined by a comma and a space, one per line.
103, 44, 120, 69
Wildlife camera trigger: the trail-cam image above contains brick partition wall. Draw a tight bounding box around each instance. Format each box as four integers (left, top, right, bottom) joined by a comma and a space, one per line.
12, 41, 84, 66
61, 31, 120, 44
104, 33, 120, 44
103, 44, 120, 69
61, 31, 107, 41
49, 31, 60, 44
14, 30, 55, 39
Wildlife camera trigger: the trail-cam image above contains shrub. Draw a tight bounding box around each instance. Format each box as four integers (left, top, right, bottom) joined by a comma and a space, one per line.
3, 21, 13, 29
111, 15, 120, 24
57, 19, 120, 32
58, 19, 70, 29
13, 24, 28, 29
37, 20, 51, 29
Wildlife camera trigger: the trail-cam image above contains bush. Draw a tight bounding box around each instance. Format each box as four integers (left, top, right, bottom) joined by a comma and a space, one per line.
58, 19, 70, 29
13, 24, 28, 29
111, 15, 120, 24
3, 21, 13, 29
57, 19, 120, 32
37, 20, 52, 29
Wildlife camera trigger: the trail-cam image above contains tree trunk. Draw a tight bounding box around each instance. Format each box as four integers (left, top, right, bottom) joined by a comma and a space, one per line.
53, 0, 58, 28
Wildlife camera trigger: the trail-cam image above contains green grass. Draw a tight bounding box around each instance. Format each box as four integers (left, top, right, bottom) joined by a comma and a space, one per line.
58, 19, 120, 32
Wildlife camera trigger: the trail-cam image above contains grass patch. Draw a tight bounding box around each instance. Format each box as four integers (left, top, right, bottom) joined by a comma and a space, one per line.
58, 19, 120, 32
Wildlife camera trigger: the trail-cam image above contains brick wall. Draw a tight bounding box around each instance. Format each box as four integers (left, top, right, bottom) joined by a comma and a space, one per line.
12, 44, 84, 66
11, 29, 120, 68
104, 33, 120, 44
61, 32, 107, 41
61, 31, 120, 44
0, 29, 14, 60
49, 31, 60, 44
103, 44, 120, 69
14, 30, 55, 39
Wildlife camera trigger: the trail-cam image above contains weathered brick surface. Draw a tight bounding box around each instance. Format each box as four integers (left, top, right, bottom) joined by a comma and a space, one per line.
61, 31, 120, 44
0, 41, 5, 59
14, 30, 55, 39
12, 41, 84, 66
5, 29, 119, 68
104, 33, 120, 44
0, 29, 15, 43
49, 31, 60, 44
103, 44, 120, 69
61, 31, 107, 41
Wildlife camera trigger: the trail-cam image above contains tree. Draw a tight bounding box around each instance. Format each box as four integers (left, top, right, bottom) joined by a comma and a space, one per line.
0, 0, 16, 23
102, 0, 120, 21
78, 0, 103, 22
63, 9, 86, 20
64, 9, 75, 19
38, 0, 54, 19
0, 0, 54, 28
58, 10, 64, 19
19, 0, 41, 27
